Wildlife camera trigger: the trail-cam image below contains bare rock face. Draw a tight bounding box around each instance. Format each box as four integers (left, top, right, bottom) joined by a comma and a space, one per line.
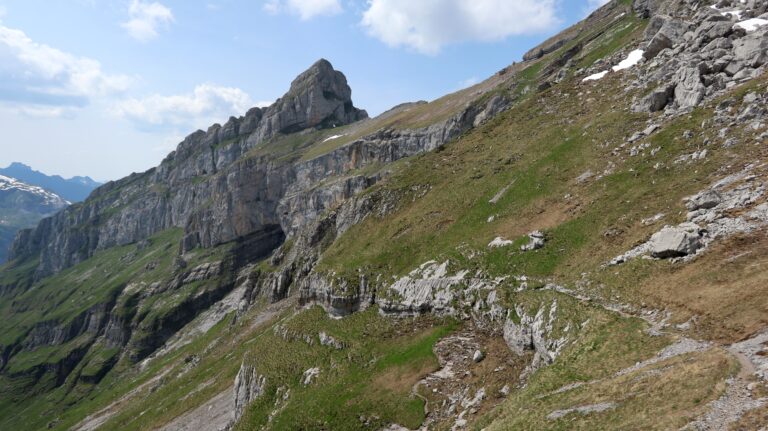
503, 302, 568, 376
10, 57, 510, 282
233, 361, 267, 423
673, 66, 706, 110
627, 0, 768, 114
8, 59, 368, 278
633, 0, 662, 18
253, 59, 368, 139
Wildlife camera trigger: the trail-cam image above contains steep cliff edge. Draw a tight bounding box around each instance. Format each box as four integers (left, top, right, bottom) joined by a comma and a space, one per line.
8, 59, 368, 279
9, 58, 507, 281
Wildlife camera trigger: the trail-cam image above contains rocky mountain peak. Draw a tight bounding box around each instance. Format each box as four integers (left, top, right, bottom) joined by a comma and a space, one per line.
168, 59, 367, 166
261, 58, 368, 136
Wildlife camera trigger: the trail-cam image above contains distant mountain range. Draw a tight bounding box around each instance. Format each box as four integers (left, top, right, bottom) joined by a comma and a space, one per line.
0, 162, 101, 203
0, 174, 69, 262
0, 163, 100, 262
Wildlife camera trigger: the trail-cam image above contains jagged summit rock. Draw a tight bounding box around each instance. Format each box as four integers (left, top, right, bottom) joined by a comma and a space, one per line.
265, 58, 368, 134
170, 59, 368, 163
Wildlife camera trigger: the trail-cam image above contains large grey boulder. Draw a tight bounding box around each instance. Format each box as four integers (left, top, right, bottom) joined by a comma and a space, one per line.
686, 190, 722, 211
645, 15, 688, 51
674, 66, 706, 109
693, 21, 733, 46
733, 30, 768, 68
633, 84, 675, 112
644, 32, 673, 60
649, 223, 703, 258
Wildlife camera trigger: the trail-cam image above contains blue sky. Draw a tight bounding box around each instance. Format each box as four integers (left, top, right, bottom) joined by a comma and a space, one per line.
0, 0, 608, 182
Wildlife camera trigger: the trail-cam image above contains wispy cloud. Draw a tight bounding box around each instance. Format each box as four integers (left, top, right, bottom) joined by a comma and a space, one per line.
0, 24, 133, 116
121, 0, 174, 42
264, 0, 343, 20
361, 0, 559, 55
112, 84, 257, 130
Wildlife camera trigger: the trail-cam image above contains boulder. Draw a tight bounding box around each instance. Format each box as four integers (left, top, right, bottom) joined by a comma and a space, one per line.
633, 84, 675, 113
649, 223, 703, 258
733, 31, 768, 68
673, 66, 706, 109
686, 190, 722, 211
693, 21, 733, 45
644, 32, 673, 60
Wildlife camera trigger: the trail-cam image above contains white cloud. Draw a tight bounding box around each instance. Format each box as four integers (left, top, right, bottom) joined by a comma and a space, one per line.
361, 0, 559, 55
264, 0, 343, 20
113, 84, 255, 129
0, 24, 133, 116
18, 106, 74, 118
121, 0, 174, 42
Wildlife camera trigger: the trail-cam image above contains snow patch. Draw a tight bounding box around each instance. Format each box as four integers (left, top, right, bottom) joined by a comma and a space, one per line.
582, 49, 644, 82
322, 134, 344, 143
612, 49, 644, 72
0, 174, 68, 206
583, 71, 608, 82
735, 18, 768, 32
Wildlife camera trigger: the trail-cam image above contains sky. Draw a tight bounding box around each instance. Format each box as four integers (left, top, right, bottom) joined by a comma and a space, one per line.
0, 0, 610, 182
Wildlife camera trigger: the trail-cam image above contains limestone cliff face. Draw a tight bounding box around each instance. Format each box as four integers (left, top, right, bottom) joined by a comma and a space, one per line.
10, 59, 509, 281
8, 60, 367, 278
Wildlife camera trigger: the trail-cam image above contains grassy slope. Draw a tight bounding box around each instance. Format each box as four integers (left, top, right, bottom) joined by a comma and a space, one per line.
236, 307, 456, 431
48, 304, 455, 431
0, 228, 234, 430
4, 1, 768, 429
303, 9, 767, 429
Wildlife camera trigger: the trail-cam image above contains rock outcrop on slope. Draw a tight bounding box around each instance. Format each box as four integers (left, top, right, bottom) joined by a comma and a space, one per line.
233, 361, 267, 423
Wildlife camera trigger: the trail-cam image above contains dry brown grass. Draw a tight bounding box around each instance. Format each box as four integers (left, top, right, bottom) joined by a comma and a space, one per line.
372, 359, 437, 393
487, 348, 737, 430
638, 229, 768, 344
731, 403, 768, 430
